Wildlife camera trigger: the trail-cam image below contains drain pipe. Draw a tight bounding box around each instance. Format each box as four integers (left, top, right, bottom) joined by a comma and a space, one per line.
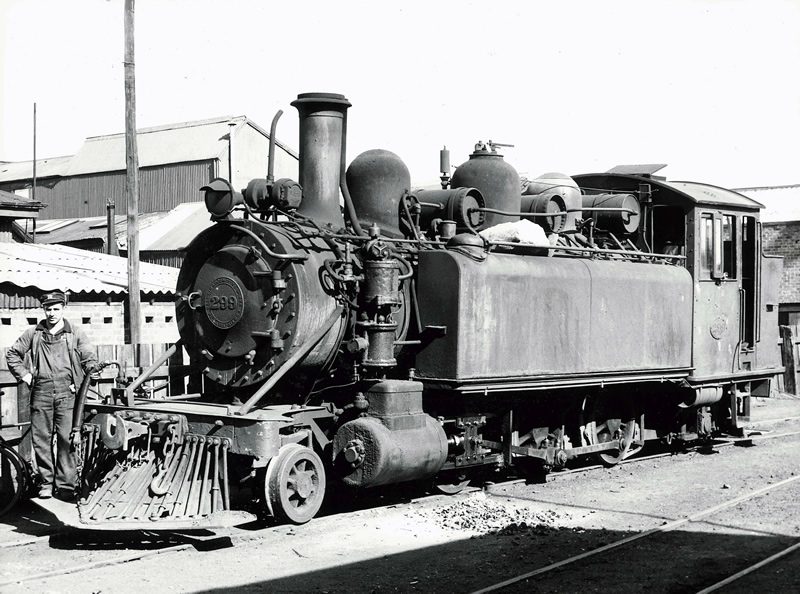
106, 199, 117, 255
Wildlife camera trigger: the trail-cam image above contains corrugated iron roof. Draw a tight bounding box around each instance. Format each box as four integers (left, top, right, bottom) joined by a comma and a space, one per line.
67, 116, 244, 176
133, 202, 215, 251
12, 212, 164, 248
0, 189, 45, 212
0, 155, 72, 183
0, 116, 297, 182
0, 243, 178, 295
11, 203, 214, 252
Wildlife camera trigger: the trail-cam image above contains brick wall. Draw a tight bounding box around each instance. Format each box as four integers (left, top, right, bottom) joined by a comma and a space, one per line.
763, 222, 800, 304
0, 301, 179, 349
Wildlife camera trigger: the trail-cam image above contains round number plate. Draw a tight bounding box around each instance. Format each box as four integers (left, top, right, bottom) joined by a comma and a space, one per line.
204, 277, 245, 329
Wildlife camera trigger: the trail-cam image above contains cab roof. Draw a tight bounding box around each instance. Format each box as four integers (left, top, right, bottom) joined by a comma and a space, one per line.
572, 172, 764, 211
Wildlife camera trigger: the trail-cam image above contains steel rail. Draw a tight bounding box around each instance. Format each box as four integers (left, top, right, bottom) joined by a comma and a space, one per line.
696, 540, 800, 593
471, 474, 800, 593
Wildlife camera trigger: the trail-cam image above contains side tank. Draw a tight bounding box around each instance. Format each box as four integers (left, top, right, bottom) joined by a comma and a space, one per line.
415, 248, 693, 385
450, 141, 521, 228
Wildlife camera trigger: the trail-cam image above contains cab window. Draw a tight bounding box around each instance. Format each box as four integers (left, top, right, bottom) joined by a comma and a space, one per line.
700, 214, 714, 278
722, 215, 736, 279
699, 212, 735, 280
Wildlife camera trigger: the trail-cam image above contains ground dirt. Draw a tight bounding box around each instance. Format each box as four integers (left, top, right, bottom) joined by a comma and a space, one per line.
1, 396, 798, 593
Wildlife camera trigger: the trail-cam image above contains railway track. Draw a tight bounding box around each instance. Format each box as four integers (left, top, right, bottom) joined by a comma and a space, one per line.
472, 473, 800, 593
472, 431, 800, 594
1, 428, 798, 589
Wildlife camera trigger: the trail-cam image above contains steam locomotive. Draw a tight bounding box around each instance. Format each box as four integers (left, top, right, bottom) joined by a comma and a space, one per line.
59, 92, 783, 529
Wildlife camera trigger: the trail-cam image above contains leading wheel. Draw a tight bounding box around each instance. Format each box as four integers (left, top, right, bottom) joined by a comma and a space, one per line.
265, 444, 326, 524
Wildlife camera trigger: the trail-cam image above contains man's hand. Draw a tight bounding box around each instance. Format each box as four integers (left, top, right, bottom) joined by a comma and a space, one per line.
21, 373, 32, 386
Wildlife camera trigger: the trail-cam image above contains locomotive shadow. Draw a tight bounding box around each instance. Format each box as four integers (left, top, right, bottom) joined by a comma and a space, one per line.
0, 499, 61, 539
0, 499, 234, 551
46, 528, 234, 552
194, 527, 800, 594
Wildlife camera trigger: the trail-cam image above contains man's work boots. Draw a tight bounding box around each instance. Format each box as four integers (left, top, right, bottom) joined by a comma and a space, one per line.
38, 485, 53, 499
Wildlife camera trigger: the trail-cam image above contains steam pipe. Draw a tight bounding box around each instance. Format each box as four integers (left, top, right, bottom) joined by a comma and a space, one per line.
124, 342, 181, 404
339, 109, 366, 237
473, 207, 639, 217
267, 110, 283, 183
226, 223, 308, 261
239, 306, 344, 415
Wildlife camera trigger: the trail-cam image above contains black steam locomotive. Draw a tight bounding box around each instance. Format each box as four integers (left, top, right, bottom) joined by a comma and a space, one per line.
60, 92, 783, 529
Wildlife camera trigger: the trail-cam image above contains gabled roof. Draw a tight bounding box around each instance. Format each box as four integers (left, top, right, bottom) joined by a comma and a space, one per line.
0, 116, 298, 181
67, 116, 242, 175
0, 242, 178, 295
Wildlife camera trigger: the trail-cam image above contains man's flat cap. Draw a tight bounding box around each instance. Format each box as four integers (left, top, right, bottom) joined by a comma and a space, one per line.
39, 291, 67, 306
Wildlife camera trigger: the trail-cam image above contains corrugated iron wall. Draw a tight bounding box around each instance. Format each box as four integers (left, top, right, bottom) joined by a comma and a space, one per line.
140, 251, 185, 269
0, 282, 40, 308
4, 161, 216, 219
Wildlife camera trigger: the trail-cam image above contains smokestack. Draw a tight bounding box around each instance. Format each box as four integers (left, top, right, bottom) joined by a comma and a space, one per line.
290, 92, 351, 229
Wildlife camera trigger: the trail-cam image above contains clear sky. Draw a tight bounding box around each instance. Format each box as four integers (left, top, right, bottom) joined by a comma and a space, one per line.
1, 0, 798, 189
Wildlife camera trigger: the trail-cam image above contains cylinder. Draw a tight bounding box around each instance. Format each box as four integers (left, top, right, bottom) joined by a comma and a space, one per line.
346, 149, 410, 238
332, 381, 448, 487
291, 92, 351, 229
450, 142, 520, 228
582, 193, 641, 235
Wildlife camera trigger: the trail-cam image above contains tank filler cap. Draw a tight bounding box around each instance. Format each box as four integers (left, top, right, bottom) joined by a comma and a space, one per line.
446, 233, 485, 249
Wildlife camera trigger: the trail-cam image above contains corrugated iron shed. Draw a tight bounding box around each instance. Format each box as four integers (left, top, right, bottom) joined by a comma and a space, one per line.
0, 117, 298, 182
735, 184, 800, 223
0, 242, 178, 295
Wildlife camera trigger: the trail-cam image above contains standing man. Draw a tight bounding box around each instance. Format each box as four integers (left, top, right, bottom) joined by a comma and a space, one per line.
6, 291, 98, 500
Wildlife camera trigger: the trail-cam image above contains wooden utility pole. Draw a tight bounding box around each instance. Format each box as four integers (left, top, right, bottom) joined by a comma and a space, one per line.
124, 0, 141, 348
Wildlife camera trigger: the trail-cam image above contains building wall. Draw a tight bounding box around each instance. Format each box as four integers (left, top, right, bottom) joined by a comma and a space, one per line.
762, 221, 800, 305
0, 161, 215, 219
0, 301, 179, 350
